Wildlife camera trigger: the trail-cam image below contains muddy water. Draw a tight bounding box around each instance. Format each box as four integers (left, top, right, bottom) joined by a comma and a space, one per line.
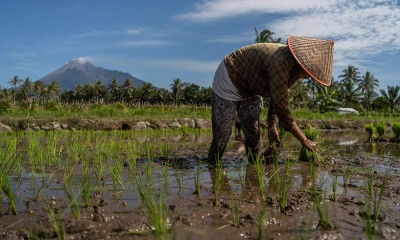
0, 129, 399, 239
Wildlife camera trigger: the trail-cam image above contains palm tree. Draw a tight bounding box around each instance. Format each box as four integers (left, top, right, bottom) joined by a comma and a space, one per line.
18, 77, 33, 102
254, 28, 282, 43
338, 65, 362, 108
380, 86, 400, 113
92, 80, 106, 103
74, 84, 85, 102
359, 71, 379, 110
138, 82, 156, 103
47, 81, 61, 101
33, 81, 46, 105
170, 78, 183, 104
121, 78, 134, 102
108, 78, 120, 102
8, 76, 23, 105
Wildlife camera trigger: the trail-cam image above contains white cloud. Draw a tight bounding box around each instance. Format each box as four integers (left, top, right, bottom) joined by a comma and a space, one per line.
178, 0, 400, 73
176, 0, 338, 22
126, 28, 141, 35
69, 30, 120, 39
86, 55, 219, 73
119, 40, 170, 47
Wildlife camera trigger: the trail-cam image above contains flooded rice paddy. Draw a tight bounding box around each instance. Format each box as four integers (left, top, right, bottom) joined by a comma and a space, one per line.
0, 128, 399, 239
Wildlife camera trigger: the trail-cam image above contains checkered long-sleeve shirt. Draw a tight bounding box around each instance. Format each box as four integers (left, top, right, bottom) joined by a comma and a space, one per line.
224, 43, 301, 130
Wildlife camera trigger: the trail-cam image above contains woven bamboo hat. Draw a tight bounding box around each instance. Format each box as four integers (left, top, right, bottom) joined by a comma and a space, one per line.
288, 36, 334, 86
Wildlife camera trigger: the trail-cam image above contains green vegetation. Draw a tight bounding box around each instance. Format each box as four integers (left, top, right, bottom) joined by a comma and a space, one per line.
364, 124, 376, 142
299, 125, 329, 166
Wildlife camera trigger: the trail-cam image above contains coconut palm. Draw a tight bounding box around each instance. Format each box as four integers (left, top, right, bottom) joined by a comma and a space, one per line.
138, 82, 156, 103
32, 81, 47, 105
18, 77, 33, 102
120, 78, 134, 102
380, 85, 400, 113
8, 76, 23, 105
254, 28, 282, 43
338, 65, 362, 108
92, 80, 106, 103
359, 71, 379, 110
170, 78, 184, 104
108, 78, 120, 102
47, 81, 61, 102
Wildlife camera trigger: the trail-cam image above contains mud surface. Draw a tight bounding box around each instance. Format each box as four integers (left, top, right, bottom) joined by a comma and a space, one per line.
0, 129, 399, 239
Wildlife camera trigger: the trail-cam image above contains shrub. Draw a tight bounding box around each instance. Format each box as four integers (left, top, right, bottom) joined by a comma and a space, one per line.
0, 100, 13, 113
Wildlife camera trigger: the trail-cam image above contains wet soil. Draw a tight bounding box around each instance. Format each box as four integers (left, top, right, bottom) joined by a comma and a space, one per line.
0, 130, 399, 240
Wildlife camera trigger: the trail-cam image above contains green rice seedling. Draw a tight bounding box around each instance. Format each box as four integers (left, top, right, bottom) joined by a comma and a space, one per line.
159, 142, 171, 160
257, 204, 267, 240
175, 169, 184, 195
391, 122, 400, 141
109, 156, 125, 191
310, 174, 331, 230
94, 153, 105, 183
125, 141, 138, 175
230, 191, 241, 225
299, 126, 331, 166
362, 180, 374, 240
46, 131, 60, 165
64, 181, 81, 219
0, 139, 18, 215
364, 169, 389, 222
299, 126, 317, 161
314, 192, 330, 230
376, 122, 386, 141
213, 160, 224, 206
105, 139, 125, 190
364, 124, 375, 142
343, 165, 352, 190
194, 160, 202, 195
0, 176, 16, 215
43, 197, 66, 240
278, 159, 292, 213
81, 158, 91, 207
252, 153, 266, 203
27, 134, 45, 177
332, 174, 338, 202
134, 175, 168, 237
162, 162, 170, 193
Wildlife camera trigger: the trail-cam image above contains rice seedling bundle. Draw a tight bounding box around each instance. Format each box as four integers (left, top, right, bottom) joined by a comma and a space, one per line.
299, 125, 329, 166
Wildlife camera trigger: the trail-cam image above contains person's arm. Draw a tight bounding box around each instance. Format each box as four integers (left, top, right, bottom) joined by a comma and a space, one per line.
268, 56, 317, 152
267, 100, 281, 144
289, 124, 317, 152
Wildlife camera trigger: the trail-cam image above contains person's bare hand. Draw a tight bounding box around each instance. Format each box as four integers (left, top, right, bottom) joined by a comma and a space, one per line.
302, 138, 317, 152
268, 125, 281, 145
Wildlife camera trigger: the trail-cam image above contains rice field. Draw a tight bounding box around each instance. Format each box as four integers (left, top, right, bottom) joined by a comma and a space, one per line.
0, 128, 399, 239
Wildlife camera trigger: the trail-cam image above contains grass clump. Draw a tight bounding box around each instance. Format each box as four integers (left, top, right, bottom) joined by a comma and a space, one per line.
375, 122, 386, 141
391, 122, 400, 141
364, 124, 375, 142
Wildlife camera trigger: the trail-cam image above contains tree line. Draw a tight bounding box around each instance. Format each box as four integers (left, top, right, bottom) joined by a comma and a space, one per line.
1, 28, 399, 113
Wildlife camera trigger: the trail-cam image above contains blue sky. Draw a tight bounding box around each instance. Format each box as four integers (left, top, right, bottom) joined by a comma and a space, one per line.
1, 0, 399, 90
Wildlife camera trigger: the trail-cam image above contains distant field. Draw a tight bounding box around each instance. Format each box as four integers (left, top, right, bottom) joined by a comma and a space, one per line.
0, 103, 399, 129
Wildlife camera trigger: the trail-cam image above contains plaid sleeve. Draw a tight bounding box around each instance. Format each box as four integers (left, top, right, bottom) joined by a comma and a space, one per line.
267, 57, 296, 131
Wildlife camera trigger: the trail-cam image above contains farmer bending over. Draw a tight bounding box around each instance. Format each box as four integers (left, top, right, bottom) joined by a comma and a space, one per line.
208, 36, 334, 163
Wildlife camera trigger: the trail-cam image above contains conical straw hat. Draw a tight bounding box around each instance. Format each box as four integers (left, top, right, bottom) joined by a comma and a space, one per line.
288, 36, 334, 86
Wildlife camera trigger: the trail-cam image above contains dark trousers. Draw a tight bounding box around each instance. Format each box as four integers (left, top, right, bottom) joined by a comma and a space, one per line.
208, 92, 262, 162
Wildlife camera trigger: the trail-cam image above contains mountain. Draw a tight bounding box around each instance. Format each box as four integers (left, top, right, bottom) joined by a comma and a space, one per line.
37, 59, 146, 90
